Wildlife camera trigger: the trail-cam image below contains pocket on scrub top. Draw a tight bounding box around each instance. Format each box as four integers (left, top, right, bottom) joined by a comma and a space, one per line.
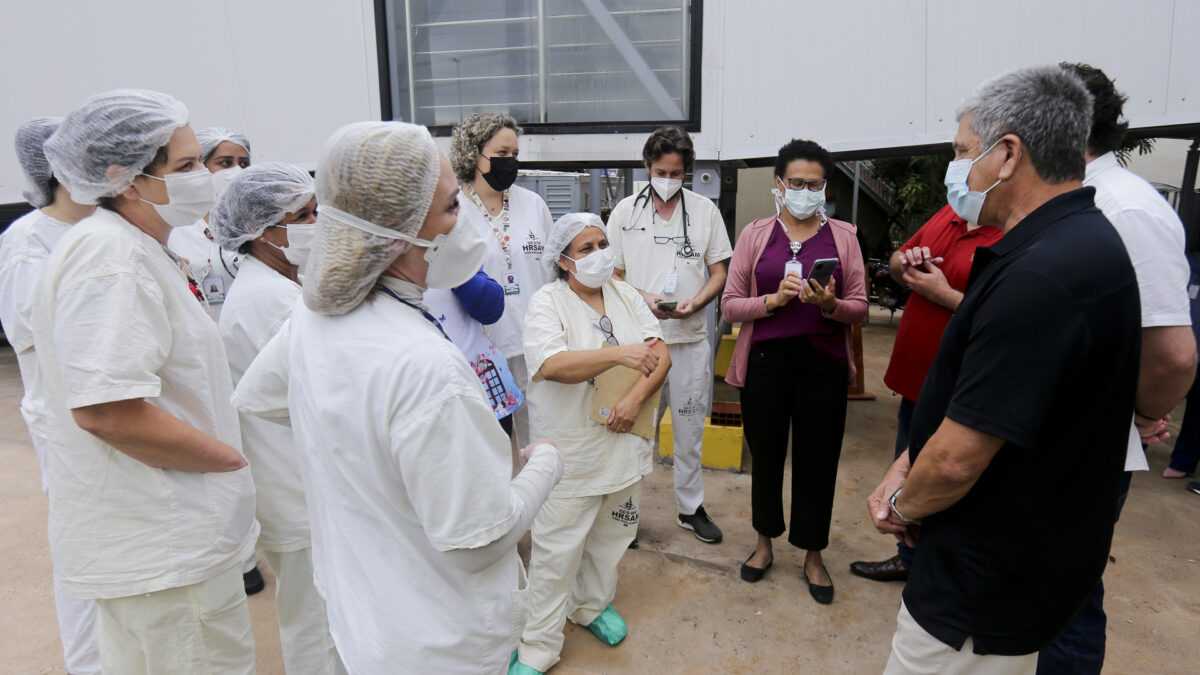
206, 464, 256, 553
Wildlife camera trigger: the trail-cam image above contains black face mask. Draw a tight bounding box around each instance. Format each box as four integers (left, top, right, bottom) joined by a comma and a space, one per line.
481, 156, 519, 191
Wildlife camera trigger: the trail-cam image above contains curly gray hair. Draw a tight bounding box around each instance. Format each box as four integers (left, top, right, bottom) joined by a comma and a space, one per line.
449, 112, 522, 185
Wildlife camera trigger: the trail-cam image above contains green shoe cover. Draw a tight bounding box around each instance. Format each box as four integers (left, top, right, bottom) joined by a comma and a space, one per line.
586, 604, 628, 646
508, 651, 544, 675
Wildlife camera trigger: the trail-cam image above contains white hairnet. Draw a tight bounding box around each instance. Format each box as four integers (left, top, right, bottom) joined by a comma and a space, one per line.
303, 121, 441, 315
43, 89, 188, 205
545, 212, 605, 273
210, 162, 314, 252
197, 127, 251, 164
14, 117, 62, 208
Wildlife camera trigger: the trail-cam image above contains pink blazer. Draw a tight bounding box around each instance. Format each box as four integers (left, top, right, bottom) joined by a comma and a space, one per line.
721, 215, 869, 388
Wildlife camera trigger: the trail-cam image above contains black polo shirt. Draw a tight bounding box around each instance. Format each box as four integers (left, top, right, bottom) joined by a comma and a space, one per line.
903, 187, 1141, 655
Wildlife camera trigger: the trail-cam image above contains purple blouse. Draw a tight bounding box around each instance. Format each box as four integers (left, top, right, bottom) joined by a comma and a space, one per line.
750, 221, 847, 362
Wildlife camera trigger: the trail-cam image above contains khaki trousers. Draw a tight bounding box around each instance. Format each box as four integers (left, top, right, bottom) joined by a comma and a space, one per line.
262, 547, 346, 675
883, 601, 1037, 675
95, 565, 255, 675
517, 481, 641, 672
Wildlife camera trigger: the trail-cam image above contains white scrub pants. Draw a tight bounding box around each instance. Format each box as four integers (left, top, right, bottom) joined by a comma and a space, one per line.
95, 564, 255, 675
883, 602, 1036, 675
31, 432, 101, 674
657, 339, 712, 515
508, 354, 531, 449
261, 547, 346, 675
517, 481, 642, 672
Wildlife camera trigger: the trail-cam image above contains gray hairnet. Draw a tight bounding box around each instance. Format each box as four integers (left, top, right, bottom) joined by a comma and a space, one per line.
197, 127, 252, 164
14, 117, 62, 208
303, 121, 441, 315
210, 162, 315, 252
43, 89, 188, 205
545, 212, 605, 274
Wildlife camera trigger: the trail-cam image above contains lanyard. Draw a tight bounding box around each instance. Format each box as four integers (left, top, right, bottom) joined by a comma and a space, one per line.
466, 184, 512, 269
377, 285, 450, 341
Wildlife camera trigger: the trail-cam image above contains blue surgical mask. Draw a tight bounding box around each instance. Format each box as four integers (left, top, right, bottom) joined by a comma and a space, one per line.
944, 138, 1002, 224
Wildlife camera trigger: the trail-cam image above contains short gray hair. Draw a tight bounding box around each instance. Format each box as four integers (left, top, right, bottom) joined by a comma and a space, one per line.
956, 65, 1093, 184
449, 112, 522, 185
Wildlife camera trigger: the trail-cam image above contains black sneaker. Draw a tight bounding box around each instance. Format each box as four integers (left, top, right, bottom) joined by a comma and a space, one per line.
243, 567, 266, 596
1188, 481, 1200, 496
677, 505, 723, 544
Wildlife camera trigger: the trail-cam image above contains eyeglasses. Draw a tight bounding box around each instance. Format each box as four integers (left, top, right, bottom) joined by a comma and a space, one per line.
780, 177, 827, 191
594, 314, 619, 345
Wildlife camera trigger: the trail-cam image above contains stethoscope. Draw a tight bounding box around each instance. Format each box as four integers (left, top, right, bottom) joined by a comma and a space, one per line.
625, 184, 697, 259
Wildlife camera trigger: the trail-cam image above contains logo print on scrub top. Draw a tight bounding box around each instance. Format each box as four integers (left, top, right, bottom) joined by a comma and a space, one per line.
611, 498, 639, 527
522, 230, 544, 260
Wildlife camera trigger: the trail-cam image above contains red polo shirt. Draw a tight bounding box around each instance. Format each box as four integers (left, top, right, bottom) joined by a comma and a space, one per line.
883, 205, 1004, 401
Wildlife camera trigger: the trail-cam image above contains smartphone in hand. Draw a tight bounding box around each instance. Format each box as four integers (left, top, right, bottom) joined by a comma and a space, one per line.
807, 257, 839, 287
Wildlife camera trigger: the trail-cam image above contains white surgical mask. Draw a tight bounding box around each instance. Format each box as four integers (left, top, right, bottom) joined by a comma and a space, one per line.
944, 138, 1003, 224
318, 205, 487, 289
139, 168, 216, 228
650, 177, 682, 201
564, 246, 616, 289
267, 222, 315, 270
210, 166, 243, 199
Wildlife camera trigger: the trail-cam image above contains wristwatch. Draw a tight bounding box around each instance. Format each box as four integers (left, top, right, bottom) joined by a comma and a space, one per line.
888, 487, 918, 524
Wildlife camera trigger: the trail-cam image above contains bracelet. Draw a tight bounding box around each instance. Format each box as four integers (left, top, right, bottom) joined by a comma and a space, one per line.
889, 487, 918, 524
763, 295, 775, 316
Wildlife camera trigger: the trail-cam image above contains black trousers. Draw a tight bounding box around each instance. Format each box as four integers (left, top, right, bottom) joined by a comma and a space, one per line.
739, 336, 848, 551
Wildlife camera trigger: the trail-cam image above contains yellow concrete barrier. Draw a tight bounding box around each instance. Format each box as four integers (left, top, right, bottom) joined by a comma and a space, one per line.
713, 327, 739, 379
658, 411, 744, 470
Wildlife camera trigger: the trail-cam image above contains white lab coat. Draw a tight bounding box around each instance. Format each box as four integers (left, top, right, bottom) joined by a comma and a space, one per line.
31, 207, 258, 599
282, 277, 531, 673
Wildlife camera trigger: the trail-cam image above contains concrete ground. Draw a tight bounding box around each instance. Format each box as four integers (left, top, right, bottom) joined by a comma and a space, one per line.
2, 306, 1198, 674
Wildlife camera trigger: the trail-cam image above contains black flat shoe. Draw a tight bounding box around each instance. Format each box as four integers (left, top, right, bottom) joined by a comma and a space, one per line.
740, 552, 773, 583
243, 567, 265, 596
803, 564, 834, 604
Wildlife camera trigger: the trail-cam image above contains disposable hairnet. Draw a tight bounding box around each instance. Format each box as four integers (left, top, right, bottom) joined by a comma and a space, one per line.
197, 127, 251, 164
545, 212, 605, 273
43, 89, 188, 205
210, 162, 315, 251
303, 121, 441, 315
14, 117, 62, 208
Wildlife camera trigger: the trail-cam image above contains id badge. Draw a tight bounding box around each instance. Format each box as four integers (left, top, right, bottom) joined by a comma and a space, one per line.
504, 271, 521, 296
784, 260, 804, 281
662, 271, 678, 295
203, 272, 226, 303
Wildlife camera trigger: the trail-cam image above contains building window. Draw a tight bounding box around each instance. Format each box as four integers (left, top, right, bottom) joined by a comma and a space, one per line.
379, 0, 701, 132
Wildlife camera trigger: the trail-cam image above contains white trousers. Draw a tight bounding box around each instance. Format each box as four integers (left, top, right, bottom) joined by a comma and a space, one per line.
31, 432, 101, 675
508, 354, 531, 449
883, 601, 1037, 675
261, 548, 346, 675
95, 565, 255, 675
517, 481, 642, 672
658, 340, 712, 515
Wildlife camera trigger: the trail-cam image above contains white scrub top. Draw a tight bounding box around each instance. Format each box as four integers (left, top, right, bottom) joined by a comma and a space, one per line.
424, 287, 524, 419
0, 209, 70, 439
1085, 152, 1192, 472
606, 187, 732, 344
463, 184, 554, 357
218, 255, 309, 552
31, 207, 258, 600
285, 277, 527, 673
523, 278, 661, 497
168, 219, 242, 320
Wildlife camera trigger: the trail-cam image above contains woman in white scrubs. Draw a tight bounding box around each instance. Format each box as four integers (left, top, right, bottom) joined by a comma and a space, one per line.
449, 112, 554, 448
512, 213, 671, 675
209, 163, 344, 673
34, 89, 258, 674
0, 117, 100, 675
274, 120, 563, 673
168, 127, 251, 322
